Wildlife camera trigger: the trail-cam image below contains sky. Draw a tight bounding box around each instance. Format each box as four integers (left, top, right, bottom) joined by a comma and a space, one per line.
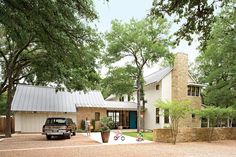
94, 0, 200, 76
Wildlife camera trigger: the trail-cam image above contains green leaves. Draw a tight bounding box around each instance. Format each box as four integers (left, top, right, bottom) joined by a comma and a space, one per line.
104, 17, 173, 67
101, 65, 137, 98
197, 4, 236, 107
155, 100, 192, 120
0, 0, 103, 91
150, 0, 234, 49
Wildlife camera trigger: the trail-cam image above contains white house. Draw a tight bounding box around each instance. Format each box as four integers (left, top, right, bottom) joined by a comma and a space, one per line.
106, 53, 203, 130
11, 53, 202, 133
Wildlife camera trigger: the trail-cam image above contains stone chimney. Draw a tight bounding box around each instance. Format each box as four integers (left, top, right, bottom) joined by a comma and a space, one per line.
172, 53, 188, 101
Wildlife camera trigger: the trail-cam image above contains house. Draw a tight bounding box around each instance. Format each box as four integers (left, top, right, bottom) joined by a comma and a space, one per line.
11, 53, 203, 132
106, 53, 203, 129
11, 85, 137, 132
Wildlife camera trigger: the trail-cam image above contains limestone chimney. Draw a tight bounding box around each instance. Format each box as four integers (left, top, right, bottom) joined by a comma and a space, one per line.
172, 53, 188, 101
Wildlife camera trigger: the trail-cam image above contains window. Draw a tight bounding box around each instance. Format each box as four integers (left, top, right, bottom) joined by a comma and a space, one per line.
192, 86, 196, 96
187, 86, 191, 96
196, 87, 200, 96
119, 96, 124, 101
156, 84, 159, 90
192, 113, 196, 121
95, 112, 100, 121
156, 108, 160, 123
187, 86, 200, 96
164, 109, 169, 123
128, 95, 131, 101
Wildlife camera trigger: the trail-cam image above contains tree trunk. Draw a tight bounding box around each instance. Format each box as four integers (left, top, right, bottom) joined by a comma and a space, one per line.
5, 73, 13, 137
136, 76, 141, 133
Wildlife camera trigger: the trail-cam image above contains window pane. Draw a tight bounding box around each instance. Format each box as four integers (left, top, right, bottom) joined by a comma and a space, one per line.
192, 86, 196, 96
164, 109, 169, 123
196, 87, 199, 96
156, 108, 159, 123
95, 112, 100, 121
187, 86, 191, 96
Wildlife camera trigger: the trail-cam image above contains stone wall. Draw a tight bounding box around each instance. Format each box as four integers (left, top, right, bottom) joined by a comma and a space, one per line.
153, 128, 236, 143
171, 53, 201, 128
76, 107, 107, 130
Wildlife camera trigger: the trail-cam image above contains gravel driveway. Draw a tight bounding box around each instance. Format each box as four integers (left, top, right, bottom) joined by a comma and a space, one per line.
0, 134, 235, 157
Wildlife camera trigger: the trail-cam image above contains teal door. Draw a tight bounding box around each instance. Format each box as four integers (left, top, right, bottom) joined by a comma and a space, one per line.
129, 111, 137, 129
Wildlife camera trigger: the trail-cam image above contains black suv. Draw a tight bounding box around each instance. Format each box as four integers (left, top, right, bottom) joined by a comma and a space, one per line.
42, 117, 77, 140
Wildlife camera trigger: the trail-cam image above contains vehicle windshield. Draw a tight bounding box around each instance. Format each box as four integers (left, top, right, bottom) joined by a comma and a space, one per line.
46, 118, 66, 125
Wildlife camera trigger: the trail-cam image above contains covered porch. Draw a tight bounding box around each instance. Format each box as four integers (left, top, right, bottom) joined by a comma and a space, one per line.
105, 101, 137, 129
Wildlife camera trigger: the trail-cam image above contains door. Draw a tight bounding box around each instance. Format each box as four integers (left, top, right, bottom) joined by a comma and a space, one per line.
129, 111, 137, 129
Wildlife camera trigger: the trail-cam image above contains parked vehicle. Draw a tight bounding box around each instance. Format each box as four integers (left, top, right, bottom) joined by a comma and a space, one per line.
42, 117, 76, 140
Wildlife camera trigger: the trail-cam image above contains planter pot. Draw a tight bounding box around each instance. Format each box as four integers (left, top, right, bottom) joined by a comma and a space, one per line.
101, 131, 110, 143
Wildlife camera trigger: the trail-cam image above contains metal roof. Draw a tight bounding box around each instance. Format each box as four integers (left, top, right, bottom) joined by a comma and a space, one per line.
11, 85, 106, 112
105, 101, 137, 111
144, 67, 173, 85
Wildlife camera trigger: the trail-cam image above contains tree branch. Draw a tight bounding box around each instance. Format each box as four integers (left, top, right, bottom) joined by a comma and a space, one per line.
12, 36, 33, 64
0, 50, 8, 64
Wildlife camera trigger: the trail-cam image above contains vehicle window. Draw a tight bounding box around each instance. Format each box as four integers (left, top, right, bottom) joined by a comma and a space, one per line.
46, 118, 66, 125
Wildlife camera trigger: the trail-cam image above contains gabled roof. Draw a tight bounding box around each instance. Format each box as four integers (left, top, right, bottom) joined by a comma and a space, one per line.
144, 67, 173, 85
11, 85, 105, 113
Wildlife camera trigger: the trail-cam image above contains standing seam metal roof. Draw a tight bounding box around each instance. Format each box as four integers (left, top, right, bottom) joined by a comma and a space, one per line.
144, 67, 173, 85
11, 85, 106, 112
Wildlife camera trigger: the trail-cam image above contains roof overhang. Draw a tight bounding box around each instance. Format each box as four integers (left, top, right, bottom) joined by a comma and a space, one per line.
187, 82, 205, 87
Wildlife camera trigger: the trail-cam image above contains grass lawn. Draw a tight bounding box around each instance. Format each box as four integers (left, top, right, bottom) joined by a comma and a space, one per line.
123, 132, 153, 141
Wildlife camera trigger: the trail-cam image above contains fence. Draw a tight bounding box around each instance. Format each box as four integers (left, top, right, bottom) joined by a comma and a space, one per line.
0, 116, 15, 134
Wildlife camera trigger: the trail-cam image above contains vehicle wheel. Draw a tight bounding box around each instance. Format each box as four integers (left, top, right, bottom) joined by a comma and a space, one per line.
46, 135, 51, 140
114, 136, 118, 140
121, 136, 125, 141
67, 133, 71, 139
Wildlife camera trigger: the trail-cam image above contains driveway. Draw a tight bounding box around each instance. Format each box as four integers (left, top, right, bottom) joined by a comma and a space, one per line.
0, 133, 100, 151
0, 134, 235, 157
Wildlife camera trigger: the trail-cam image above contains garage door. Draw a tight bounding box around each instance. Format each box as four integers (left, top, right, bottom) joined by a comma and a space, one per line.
15, 112, 77, 132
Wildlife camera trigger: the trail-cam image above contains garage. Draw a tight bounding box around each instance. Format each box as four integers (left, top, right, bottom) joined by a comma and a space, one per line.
11, 84, 77, 133
15, 112, 76, 133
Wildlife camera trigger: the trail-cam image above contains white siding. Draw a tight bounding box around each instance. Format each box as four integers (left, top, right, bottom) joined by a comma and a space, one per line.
15, 112, 77, 133
160, 72, 172, 128
143, 82, 162, 130
144, 72, 172, 129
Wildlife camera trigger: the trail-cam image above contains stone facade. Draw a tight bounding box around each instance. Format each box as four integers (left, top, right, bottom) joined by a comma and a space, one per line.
171, 53, 201, 127
76, 107, 107, 130
153, 128, 236, 142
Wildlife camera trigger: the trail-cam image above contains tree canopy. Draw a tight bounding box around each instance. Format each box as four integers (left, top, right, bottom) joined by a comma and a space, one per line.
104, 17, 173, 132
197, 3, 236, 108
0, 0, 102, 137
101, 65, 137, 99
150, 0, 233, 49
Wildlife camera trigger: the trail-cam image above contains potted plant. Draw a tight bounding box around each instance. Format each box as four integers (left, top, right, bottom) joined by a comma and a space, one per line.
99, 117, 114, 143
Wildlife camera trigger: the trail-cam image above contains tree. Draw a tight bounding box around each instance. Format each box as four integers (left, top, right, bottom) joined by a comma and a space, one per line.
197, 3, 236, 108
155, 100, 191, 144
195, 106, 231, 142
0, 92, 7, 115
0, 0, 102, 137
104, 17, 173, 132
150, 0, 234, 49
101, 65, 137, 99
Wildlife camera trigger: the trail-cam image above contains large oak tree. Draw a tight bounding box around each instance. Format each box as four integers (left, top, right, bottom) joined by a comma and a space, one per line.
104, 17, 173, 132
0, 0, 102, 137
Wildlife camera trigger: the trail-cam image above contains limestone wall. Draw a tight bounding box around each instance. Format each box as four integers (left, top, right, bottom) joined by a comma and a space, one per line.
171, 53, 201, 128
153, 128, 236, 142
